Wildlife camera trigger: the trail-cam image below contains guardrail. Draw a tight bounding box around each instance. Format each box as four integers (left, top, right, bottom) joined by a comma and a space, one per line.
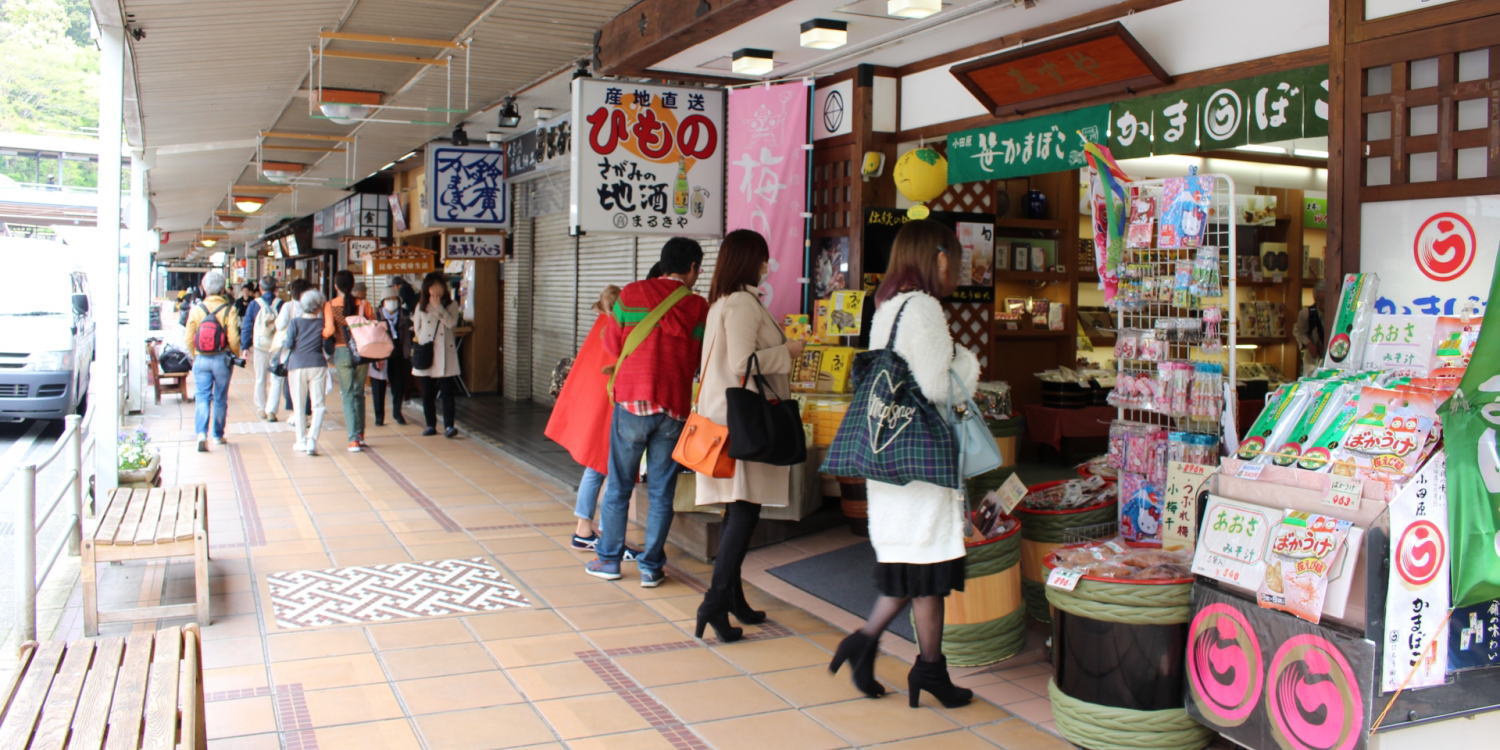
11, 410, 95, 642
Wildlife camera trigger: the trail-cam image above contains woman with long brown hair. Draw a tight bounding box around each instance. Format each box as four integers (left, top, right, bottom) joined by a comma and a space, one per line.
828, 219, 978, 708
692, 229, 804, 642
323, 269, 376, 452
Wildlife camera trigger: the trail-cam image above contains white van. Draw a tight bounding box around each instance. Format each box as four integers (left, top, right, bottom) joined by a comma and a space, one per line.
0, 238, 94, 421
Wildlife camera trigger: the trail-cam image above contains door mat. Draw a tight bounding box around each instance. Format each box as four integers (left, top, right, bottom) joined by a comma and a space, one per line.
767, 541, 914, 642
267, 557, 531, 629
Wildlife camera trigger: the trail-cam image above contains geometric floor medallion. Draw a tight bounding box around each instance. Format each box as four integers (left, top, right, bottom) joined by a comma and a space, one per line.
266, 557, 531, 629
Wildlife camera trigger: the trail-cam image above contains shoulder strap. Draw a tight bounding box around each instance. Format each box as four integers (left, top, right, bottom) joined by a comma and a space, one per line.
885, 298, 914, 351
607, 285, 691, 399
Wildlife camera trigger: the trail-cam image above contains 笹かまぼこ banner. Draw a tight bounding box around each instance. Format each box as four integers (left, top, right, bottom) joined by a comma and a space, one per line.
571, 79, 725, 237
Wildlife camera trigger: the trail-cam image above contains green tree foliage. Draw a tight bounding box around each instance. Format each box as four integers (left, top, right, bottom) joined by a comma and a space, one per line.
0, 0, 98, 136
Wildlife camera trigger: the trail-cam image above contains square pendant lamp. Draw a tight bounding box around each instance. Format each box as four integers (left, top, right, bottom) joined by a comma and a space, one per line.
732, 48, 774, 76
888, 0, 940, 19
800, 19, 848, 50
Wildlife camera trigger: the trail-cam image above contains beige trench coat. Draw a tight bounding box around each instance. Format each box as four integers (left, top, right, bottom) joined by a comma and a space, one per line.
412, 301, 462, 379
694, 288, 795, 507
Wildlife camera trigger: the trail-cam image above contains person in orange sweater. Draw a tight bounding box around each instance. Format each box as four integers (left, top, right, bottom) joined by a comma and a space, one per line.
323, 269, 376, 452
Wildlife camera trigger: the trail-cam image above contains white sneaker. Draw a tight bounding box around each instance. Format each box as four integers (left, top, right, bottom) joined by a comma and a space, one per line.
306, 442, 318, 456
266, 413, 278, 423
212, 437, 227, 445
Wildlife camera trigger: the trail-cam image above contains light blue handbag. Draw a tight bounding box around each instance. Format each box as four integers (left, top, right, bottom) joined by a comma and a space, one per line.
949, 369, 1003, 478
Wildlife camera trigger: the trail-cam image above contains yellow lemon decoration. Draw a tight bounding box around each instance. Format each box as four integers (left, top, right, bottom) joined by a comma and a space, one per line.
893, 146, 947, 220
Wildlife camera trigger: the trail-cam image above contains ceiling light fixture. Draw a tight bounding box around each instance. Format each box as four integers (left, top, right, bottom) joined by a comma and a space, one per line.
451, 125, 471, 146
398, 150, 420, 161
1234, 144, 1289, 155
731, 48, 774, 76
217, 215, 245, 229
1293, 148, 1329, 159
496, 97, 521, 129
887, 0, 940, 19
800, 19, 848, 50
316, 89, 384, 124
260, 160, 306, 183
198, 237, 218, 248
533, 107, 556, 122
233, 195, 269, 213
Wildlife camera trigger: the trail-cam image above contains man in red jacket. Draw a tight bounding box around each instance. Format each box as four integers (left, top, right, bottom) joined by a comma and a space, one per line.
586, 238, 709, 588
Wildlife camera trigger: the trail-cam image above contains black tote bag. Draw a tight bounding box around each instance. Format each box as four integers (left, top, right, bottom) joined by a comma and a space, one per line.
725, 353, 806, 466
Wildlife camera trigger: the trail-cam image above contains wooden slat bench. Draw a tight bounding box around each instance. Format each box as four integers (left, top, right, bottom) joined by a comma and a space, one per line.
82, 486, 209, 637
0, 624, 206, 749
147, 342, 190, 405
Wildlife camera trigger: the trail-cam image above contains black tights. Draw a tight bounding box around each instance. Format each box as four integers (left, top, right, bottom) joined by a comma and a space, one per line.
704, 501, 761, 606
861, 594, 946, 662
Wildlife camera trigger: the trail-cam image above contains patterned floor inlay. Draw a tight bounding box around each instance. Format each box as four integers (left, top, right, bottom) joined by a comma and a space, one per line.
266, 557, 531, 629
362, 446, 462, 532
578, 649, 711, 750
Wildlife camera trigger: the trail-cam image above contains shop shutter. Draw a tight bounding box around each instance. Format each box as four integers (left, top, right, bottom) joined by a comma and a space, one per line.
633, 237, 720, 291
576, 234, 636, 350
530, 211, 575, 404
503, 211, 534, 401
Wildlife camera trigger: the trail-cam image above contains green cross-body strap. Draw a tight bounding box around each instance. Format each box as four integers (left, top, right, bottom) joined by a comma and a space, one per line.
607, 285, 690, 400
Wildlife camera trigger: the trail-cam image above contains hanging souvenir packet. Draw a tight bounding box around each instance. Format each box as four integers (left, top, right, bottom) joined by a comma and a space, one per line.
1173, 259, 1196, 309
1258, 511, 1353, 624
1191, 246, 1221, 297
1126, 193, 1156, 249
1324, 273, 1381, 369
1335, 386, 1440, 483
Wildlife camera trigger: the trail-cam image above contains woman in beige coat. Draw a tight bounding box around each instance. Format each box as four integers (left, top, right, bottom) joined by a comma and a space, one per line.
693, 229, 804, 642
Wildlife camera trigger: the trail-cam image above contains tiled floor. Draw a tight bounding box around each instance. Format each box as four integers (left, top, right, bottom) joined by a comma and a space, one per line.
6, 376, 1075, 749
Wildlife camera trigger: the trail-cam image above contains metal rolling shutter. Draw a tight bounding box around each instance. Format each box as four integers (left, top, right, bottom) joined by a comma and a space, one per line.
530, 211, 575, 404
632, 237, 720, 291
576, 234, 636, 350
503, 209, 534, 402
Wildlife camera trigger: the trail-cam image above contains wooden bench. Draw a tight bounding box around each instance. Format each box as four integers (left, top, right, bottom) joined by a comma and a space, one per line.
0, 625, 205, 749
147, 342, 190, 405
82, 486, 209, 637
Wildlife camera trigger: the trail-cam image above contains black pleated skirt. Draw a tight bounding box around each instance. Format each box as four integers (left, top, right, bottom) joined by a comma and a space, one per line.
873, 557, 967, 598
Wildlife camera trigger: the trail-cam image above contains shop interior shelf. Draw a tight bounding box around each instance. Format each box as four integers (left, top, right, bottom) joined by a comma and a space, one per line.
992, 326, 1072, 339
1235, 278, 1288, 287
994, 271, 1070, 283
1239, 335, 1291, 345
995, 217, 1067, 231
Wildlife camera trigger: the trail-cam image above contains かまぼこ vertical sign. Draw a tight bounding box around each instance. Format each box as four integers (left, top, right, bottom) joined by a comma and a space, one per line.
571, 79, 725, 237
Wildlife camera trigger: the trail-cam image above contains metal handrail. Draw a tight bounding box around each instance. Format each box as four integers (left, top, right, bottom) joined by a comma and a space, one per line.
14, 411, 93, 642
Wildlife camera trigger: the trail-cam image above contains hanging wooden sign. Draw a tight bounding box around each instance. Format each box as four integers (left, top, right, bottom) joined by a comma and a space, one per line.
949, 23, 1169, 117
364, 245, 435, 276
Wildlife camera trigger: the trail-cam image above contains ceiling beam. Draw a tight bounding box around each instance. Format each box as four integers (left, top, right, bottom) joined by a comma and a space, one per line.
596, 0, 800, 76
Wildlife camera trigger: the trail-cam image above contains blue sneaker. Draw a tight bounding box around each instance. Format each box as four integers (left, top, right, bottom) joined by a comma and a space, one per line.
571, 533, 599, 550
639, 569, 666, 588
622, 546, 643, 563
585, 559, 621, 581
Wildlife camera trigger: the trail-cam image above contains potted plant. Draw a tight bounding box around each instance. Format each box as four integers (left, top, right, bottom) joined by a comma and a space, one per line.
118, 429, 160, 488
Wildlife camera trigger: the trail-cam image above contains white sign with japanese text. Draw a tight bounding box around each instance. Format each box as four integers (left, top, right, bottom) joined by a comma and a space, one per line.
426, 145, 511, 230
570, 79, 725, 237
1361, 314, 1439, 377
1192, 495, 1275, 590
1361, 195, 1499, 318
444, 233, 505, 261
1381, 452, 1450, 691
1163, 462, 1212, 552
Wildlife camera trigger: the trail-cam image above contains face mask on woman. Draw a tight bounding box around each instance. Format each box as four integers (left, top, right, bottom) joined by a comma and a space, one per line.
383, 300, 399, 314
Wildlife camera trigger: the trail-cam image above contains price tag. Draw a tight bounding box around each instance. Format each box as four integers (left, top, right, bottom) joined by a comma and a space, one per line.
1236, 462, 1265, 480
1046, 567, 1083, 591
996, 473, 1028, 515
1164, 461, 1213, 552
1325, 476, 1363, 510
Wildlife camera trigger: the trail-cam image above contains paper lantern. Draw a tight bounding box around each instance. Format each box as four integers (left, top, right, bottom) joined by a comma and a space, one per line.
893, 147, 947, 219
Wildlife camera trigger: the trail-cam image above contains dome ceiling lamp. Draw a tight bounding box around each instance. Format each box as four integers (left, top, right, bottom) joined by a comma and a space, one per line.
312, 31, 472, 127
256, 131, 357, 187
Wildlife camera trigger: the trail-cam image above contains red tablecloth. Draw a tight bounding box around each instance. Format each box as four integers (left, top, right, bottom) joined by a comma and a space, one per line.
1023, 405, 1116, 453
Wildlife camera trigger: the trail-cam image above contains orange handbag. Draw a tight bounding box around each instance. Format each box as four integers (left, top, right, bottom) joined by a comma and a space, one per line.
672, 412, 736, 478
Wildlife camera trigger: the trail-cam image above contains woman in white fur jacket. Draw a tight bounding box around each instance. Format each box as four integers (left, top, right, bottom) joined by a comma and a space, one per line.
828, 219, 978, 710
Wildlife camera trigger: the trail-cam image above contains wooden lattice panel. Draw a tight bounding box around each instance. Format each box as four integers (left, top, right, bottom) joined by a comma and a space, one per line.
812, 143, 856, 232
944, 301, 991, 376
928, 143, 995, 214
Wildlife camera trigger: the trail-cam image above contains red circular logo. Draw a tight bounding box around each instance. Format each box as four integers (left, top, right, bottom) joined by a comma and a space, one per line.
1412, 212, 1477, 283
1395, 519, 1445, 588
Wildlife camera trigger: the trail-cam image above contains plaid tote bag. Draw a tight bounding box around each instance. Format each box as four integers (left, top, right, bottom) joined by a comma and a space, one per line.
820, 299, 960, 489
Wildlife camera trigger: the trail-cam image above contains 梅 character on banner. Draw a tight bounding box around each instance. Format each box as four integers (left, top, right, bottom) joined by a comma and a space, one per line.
571, 79, 725, 237
727, 82, 809, 319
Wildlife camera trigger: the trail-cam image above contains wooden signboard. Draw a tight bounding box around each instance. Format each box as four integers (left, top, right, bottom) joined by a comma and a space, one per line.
364, 245, 435, 277
950, 23, 1170, 117
343, 236, 378, 264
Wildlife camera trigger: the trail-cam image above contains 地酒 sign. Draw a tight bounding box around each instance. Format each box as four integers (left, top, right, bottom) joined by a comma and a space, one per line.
1360, 196, 1499, 317
949, 23, 1169, 117
1108, 66, 1329, 159
426, 145, 511, 230
444, 233, 505, 261
946, 105, 1107, 184
570, 78, 725, 237
365, 246, 435, 277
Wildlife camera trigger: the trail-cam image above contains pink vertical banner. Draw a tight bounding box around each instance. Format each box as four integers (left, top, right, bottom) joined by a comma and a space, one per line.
727, 83, 810, 319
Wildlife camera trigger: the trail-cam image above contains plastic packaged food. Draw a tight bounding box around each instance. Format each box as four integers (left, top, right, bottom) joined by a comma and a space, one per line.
1257, 511, 1352, 623
1323, 273, 1380, 370
1050, 538, 1193, 581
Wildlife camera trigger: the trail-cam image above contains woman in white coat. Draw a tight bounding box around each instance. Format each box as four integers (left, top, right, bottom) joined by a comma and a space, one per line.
828, 219, 977, 710
692, 230, 804, 643
411, 272, 462, 438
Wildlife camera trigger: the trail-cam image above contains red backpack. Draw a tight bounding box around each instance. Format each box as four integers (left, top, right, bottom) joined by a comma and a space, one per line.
195, 303, 230, 354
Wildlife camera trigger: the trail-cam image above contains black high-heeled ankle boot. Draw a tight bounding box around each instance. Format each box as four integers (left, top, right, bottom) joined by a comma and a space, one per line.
828, 632, 886, 698
729, 581, 766, 625
694, 600, 743, 643
906, 655, 972, 708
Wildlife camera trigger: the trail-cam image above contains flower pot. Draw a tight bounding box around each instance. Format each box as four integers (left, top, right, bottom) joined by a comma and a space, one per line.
118, 454, 161, 488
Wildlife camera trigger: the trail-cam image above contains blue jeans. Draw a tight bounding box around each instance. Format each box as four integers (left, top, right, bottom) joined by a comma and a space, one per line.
598, 406, 684, 575
574, 467, 607, 522
193, 353, 232, 439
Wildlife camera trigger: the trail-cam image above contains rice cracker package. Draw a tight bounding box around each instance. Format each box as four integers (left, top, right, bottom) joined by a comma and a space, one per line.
1258, 511, 1353, 623
1336, 387, 1439, 484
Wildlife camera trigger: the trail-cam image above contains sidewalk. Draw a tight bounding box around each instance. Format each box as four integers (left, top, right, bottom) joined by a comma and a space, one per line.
15, 372, 1073, 750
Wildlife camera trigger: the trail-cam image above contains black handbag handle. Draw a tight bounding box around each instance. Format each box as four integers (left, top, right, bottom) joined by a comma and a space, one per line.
739, 352, 783, 402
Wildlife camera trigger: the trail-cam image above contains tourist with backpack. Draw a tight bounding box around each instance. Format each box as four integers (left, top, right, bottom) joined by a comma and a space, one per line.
412, 272, 462, 438
323, 270, 377, 453
183, 270, 243, 453
240, 275, 285, 422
